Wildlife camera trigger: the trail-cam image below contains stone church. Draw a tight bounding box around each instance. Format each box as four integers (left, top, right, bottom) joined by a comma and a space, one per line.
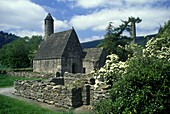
33, 13, 106, 75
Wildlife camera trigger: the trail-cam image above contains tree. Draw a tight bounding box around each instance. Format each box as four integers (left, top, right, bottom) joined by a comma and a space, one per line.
98, 17, 142, 61
0, 35, 42, 68
0, 38, 29, 68
27, 35, 42, 66
156, 20, 170, 38
0, 31, 19, 48
129, 17, 142, 44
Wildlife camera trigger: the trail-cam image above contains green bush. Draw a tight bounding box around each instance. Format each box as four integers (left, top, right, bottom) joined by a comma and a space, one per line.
94, 54, 169, 113
94, 20, 170, 113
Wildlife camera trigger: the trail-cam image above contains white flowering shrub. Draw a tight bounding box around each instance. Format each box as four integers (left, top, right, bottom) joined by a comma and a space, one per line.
91, 54, 128, 89
144, 37, 170, 61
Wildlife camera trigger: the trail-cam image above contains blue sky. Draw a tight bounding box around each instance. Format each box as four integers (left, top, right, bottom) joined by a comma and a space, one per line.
0, 0, 169, 42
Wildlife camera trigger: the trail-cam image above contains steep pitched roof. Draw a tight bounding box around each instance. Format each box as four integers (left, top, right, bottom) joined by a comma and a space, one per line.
45, 13, 54, 21
83, 47, 104, 61
34, 29, 74, 60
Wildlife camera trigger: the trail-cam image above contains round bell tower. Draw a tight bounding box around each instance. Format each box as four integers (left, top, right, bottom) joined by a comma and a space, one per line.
44, 13, 54, 41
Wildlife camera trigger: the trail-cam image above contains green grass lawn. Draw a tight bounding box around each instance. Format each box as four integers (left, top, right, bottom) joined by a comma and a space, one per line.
0, 94, 72, 114
0, 74, 46, 88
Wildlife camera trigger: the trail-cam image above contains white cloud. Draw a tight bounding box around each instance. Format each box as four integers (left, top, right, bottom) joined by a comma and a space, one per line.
126, 0, 167, 4
69, 0, 168, 9
10, 30, 43, 37
0, 0, 69, 37
70, 3, 170, 36
76, 0, 122, 8
69, 8, 117, 30
56, 0, 170, 36
0, 0, 46, 31
55, 0, 122, 8
43, 5, 57, 13
80, 35, 103, 43
77, 0, 105, 8
56, 0, 76, 2
54, 18, 69, 31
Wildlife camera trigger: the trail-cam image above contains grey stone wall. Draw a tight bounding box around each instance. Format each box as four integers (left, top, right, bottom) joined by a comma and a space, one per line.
83, 60, 95, 74
33, 59, 62, 74
61, 57, 83, 75
63, 72, 94, 85
13, 79, 91, 108
6, 71, 55, 79
61, 29, 83, 74
92, 89, 109, 103
11, 71, 110, 108
99, 49, 107, 69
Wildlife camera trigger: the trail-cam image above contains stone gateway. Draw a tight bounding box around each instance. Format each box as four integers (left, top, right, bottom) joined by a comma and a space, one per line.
33, 13, 106, 75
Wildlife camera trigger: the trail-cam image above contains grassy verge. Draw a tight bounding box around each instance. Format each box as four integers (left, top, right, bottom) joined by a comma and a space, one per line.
0, 94, 71, 114
0, 74, 46, 88
0, 65, 33, 71
0, 65, 12, 70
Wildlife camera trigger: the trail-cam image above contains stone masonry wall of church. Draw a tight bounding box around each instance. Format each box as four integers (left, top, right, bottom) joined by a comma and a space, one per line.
83, 60, 94, 74
33, 59, 62, 74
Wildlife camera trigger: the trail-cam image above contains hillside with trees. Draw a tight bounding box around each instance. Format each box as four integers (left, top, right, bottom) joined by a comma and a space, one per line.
0, 35, 43, 68
0, 31, 19, 48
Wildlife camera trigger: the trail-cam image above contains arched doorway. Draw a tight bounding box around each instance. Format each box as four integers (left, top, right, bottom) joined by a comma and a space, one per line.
72, 63, 76, 73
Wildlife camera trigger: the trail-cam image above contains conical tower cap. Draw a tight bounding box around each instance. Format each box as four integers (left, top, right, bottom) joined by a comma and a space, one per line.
45, 13, 54, 21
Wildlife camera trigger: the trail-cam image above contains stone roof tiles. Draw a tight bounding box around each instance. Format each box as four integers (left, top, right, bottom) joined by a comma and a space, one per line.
83, 47, 104, 62
34, 29, 73, 60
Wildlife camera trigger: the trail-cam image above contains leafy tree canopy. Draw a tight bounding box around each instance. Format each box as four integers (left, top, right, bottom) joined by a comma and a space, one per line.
0, 35, 42, 68
156, 20, 170, 38
0, 31, 19, 48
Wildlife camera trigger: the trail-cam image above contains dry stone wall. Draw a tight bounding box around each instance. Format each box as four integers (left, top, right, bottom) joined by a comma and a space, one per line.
11, 71, 110, 108
13, 78, 91, 108
64, 72, 94, 85
89, 86, 110, 105
6, 71, 55, 79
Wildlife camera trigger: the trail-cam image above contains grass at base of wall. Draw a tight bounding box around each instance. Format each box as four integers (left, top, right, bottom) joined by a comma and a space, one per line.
0, 74, 46, 88
0, 94, 71, 114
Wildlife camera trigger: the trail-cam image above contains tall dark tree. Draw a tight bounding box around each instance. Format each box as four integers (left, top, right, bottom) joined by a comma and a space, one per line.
128, 17, 142, 44
97, 17, 142, 61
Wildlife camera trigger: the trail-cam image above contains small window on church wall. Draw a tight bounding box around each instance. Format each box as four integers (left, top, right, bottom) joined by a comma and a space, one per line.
83, 68, 86, 73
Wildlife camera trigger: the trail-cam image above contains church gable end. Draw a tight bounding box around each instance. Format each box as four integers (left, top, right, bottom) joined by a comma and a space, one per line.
63, 29, 83, 57
82, 47, 106, 73
61, 28, 83, 74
